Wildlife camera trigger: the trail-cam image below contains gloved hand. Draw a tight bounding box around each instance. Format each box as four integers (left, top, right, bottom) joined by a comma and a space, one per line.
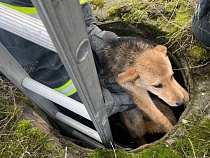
81, 2, 118, 60
102, 88, 136, 117
87, 25, 118, 62
97, 42, 136, 116
196, 0, 210, 19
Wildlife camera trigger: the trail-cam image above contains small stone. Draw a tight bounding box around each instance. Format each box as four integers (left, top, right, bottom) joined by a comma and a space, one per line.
182, 119, 188, 124
165, 139, 176, 145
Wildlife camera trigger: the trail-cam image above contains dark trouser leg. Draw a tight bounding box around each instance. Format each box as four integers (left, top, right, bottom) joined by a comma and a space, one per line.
192, 11, 210, 47
0, 29, 82, 102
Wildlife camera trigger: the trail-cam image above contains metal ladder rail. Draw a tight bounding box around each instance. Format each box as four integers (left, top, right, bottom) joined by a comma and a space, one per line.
0, 4, 91, 120
0, 5, 103, 143
0, 4, 107, 147
0, 43, 58, 121
0, 43, 104, 148
22, 77, 102, 142
31, 0, 113, 147
0, 4, 56, 52
0, 1, 113, 147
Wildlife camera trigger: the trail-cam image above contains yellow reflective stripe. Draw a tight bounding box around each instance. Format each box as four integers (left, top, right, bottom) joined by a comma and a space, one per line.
54, 80, 77, 96
80, 0, 87, 4
54, 79, 73, 91
1, 1, 87, 14
65, 88, 77, 96
0, 2, 37, 14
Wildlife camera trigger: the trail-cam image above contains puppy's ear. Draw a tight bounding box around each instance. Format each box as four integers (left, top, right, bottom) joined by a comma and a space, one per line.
117, 66, 139, 84
154, 45, 167, 54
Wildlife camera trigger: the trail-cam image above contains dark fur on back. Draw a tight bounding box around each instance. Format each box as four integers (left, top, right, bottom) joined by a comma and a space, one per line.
102, 37, 154, 80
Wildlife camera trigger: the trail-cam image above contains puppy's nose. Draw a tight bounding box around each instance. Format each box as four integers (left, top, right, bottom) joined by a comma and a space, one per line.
176, 99, 184, 106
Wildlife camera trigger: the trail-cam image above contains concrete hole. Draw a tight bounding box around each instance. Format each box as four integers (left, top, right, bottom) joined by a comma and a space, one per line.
96, 22, 189, 150
48, 22, 191, 151
53, 54, 188, 151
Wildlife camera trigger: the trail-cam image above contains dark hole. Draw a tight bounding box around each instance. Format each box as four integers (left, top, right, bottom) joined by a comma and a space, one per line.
49, 55, 186, 150
45, 25, 187, 149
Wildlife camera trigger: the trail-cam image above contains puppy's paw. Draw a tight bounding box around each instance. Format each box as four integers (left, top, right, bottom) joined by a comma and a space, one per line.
164, 122, 174, 133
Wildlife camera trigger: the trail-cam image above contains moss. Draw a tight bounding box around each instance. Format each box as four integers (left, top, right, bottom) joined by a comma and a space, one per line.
90, 0, 104, 10
188, 46, 209, 64
121, 0, 149, 22
0, 103, 22, 130
107, 5, 120, 18
88, 114, 210, 158
137, 146, 183, 158
137, 115, 210, 158
172, 116, 210, 157
119, 0, 210, 73
0, 76, 29, 107
109, 0, 203, 60
0, 103, 64, 157
87, 148, 135, 158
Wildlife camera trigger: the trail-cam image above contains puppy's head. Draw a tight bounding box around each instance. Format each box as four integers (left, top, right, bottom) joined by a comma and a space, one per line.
117, 45, 188, 107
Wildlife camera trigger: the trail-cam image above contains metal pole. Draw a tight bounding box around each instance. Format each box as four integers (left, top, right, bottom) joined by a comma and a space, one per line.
31, 0, 113, 147
55, 112, 101, 142
0, 42, 58, 119
22, 77, 91, 121
0, 4, 56, 52
0, 43, 104, 148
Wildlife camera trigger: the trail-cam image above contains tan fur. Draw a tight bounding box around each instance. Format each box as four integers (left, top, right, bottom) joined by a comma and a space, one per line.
121, 96, 177, 145
103, 38, 190, 144
116, 45, 189, 131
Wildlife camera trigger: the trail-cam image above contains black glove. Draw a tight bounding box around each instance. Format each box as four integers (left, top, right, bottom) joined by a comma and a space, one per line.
81, 2, 118, 57
102, 88, 136, 117
99, 75, 136, 116
196, 0, 210, 19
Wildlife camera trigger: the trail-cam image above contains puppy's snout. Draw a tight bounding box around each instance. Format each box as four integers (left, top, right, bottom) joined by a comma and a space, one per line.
176, 99, 184, 106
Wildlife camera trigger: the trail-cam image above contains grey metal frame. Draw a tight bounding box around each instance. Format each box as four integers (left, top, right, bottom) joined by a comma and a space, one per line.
0, 0, 113, 148
0, 43, 104, 148
0, 4, 55, 52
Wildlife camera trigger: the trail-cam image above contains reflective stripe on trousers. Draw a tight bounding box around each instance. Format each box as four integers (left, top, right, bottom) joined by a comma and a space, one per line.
54, 80, 77, 96
0, 0, 87, 13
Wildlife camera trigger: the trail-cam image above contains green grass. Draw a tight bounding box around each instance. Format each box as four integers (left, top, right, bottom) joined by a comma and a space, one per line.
88, 114, 210, 158
88, 148, 135, 158
0, 77, 65, 157
137, 115, 210, 158
0, 103, 64, 158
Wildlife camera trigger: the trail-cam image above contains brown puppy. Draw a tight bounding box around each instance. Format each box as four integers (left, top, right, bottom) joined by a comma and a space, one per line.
102, 37, 189, 135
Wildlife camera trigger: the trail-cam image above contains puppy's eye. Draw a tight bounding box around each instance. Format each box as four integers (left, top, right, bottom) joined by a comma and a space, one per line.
153, 84, 163, 88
